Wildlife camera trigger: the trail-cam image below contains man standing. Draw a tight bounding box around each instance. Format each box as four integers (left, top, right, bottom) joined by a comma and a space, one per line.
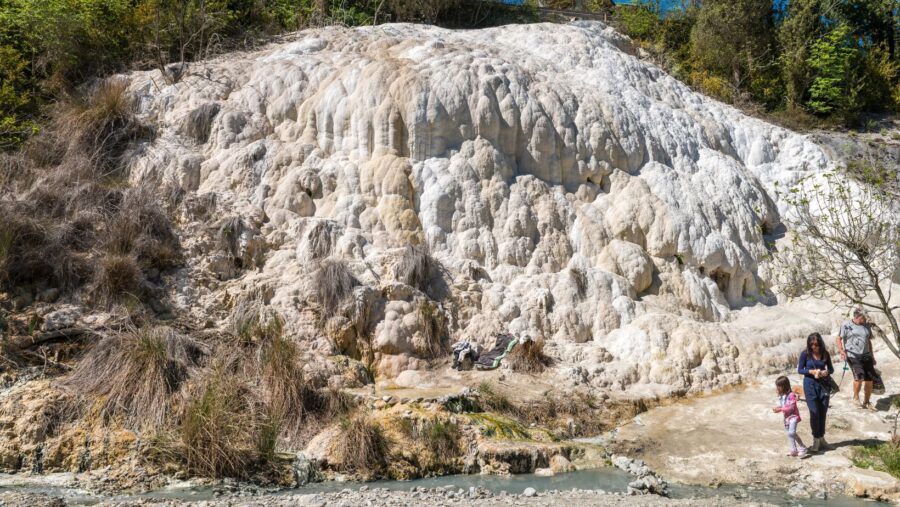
837, 308, 877, 410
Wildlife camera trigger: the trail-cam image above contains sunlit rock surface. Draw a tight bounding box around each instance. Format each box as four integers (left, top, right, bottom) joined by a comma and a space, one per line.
127, 22, 834, 393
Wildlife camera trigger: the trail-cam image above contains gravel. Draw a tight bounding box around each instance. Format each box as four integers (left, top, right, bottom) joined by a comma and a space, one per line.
1, 488, 777, 507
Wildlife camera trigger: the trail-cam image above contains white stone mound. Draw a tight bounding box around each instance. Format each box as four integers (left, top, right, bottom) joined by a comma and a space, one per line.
126, 22, 835, 393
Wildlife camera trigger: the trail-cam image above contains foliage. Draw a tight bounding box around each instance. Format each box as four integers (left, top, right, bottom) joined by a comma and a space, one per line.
777, 0, 824, 109
806, 24, 856, 115
689, 0, 779, 107
769, 167, 900, 359
614, 3, 660, 41
614, 0, 898, 125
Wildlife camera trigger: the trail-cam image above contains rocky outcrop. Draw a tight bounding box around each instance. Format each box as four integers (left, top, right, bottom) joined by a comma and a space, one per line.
125, 22, 834, 392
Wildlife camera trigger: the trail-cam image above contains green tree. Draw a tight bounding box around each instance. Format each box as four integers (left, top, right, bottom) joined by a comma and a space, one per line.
806, 24, 856, 115
689, 0, 779, 105
778, 0, 826, 109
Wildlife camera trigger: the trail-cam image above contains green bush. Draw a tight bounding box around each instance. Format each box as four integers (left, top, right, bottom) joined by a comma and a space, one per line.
806, 24, 856, 115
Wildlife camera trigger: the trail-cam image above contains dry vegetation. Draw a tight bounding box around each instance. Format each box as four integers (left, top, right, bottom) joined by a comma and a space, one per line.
174, 354, 278, 479
507, 338, 551, 374
64, 326, 205, 430
474, 382, 639, 438
312, 257, 358, 316
0, 79, 178, 311
333, 415, 390, 479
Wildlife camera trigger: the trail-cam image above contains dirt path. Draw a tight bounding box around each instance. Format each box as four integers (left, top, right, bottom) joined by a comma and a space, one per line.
612, 346, 900, 501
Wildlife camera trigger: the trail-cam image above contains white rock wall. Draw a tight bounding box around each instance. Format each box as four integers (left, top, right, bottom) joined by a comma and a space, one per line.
127, 22, 835, 392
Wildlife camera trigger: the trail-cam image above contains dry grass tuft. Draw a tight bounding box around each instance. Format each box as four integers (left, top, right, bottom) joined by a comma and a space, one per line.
53, 79, 151, 176
91, 253, 142, 306
393, 244, 441, 293
64, 326, 205, 430
258, 326, 318, 439
413, 300, 447, 358
334, 415, 390, 478
312, 257, 357, 317
507, 338, 551, 374
175, 354, 278, 479
305, 220, 338, 260
568, 267, 588, 300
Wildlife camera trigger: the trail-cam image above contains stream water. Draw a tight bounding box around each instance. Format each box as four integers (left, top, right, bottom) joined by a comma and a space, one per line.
0, 468, 888, 506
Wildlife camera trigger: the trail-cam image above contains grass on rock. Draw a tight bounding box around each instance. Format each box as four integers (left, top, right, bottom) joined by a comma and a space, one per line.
312, 257, 357, 317
851, 441, 900, 479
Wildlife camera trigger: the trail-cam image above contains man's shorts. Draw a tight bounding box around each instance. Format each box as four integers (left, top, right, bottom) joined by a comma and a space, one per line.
848, 355, 877, 382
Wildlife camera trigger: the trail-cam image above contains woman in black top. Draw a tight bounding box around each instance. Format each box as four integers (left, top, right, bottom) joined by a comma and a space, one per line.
797, 332, 834, 452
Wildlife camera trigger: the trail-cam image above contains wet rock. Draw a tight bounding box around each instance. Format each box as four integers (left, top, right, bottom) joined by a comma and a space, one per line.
523, 487, 537, 497
550, 455, 574, 473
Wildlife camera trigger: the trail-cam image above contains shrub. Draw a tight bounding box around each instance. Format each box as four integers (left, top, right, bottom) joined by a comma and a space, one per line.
507, 338, 551, 374
333, 415, 390, 478
64, 326, 205, 430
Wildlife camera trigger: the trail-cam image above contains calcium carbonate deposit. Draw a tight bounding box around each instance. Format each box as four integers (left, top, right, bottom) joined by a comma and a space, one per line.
126, 21, 836, 394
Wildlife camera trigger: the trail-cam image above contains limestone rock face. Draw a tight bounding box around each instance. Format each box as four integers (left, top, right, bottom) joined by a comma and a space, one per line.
125, 22, 834, 392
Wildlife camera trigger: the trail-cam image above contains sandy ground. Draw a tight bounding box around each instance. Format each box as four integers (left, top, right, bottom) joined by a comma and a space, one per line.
612, 343, 900, 501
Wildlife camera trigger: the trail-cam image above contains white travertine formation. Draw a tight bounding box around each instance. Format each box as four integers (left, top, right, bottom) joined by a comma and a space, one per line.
127, 22, 835, 393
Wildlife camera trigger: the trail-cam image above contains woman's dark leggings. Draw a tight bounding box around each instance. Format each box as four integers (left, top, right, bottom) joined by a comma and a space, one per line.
804, 378, 830, 438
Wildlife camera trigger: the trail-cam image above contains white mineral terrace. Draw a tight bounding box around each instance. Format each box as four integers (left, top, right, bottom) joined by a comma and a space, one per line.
127, 21, 837, 393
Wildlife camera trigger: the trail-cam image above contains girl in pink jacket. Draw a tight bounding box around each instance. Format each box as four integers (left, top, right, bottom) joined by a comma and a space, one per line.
772, 376, 809, 458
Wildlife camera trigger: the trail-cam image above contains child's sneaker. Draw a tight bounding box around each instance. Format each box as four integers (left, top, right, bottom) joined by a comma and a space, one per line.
797, 449, 810, 459
786, 450, 798, 457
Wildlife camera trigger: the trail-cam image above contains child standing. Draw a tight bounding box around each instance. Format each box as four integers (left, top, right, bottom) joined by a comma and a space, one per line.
772, 376, 809, 458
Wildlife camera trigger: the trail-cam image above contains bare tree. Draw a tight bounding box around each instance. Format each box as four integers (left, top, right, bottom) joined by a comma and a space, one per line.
770, 167, 900, 358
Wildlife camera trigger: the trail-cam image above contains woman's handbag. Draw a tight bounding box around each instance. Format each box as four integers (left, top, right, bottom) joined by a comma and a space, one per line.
822, 375, 840, 395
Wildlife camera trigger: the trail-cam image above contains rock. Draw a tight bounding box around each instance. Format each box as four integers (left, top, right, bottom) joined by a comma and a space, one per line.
787, 483, 811, 499
534, 468, 554, 476
40, 305, 81, 332
523, 487, 537, 497
550, 455, 574, 474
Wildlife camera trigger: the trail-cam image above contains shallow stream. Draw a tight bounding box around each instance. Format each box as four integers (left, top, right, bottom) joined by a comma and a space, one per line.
0, 468, 888, 506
